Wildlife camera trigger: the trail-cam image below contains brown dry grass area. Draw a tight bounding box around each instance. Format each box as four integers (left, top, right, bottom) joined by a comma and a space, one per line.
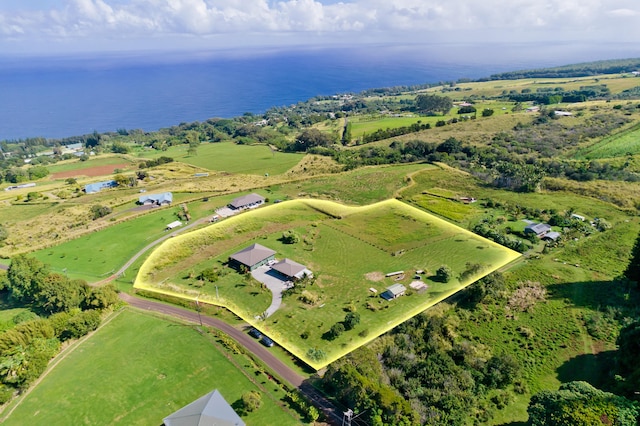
51, 164, 131, 179
364, 271, 384, 282
544, 177, 640, 210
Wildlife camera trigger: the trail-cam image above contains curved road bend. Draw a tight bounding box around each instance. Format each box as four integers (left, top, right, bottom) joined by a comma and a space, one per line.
118, 293, 342, 425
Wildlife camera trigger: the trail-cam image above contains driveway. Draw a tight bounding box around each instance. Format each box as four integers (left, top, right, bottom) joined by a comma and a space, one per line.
251, 265, 291, 317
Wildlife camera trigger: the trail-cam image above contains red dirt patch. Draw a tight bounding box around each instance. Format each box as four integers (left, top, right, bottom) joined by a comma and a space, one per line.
51, 163, 131, 179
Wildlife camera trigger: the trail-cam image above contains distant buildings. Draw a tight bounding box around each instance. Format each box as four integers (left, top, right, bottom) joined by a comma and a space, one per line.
84, 180, 117, 194
138, 192, 173, 206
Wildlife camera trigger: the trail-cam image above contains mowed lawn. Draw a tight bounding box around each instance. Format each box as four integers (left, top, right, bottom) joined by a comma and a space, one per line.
3, 310, 300, 426
137, 142, 305, 175
136, 199, 520, 369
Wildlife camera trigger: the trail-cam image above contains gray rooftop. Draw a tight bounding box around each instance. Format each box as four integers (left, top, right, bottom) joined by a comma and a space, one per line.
230, 243, 276, 267
229, 193, 265, 209
271, 258, 308, 278
525, 223, 551, 235
163, 389, 245, 426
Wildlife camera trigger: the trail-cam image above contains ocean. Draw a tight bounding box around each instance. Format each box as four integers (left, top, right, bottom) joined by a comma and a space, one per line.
1, 42, 637, 140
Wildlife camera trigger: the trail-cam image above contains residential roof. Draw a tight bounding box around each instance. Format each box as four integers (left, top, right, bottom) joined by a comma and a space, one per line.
229, 193, 265, 209
84, 180, 117, 194
271, 258, 310, 278
230, 243, 276, 267
163, 389, 245, 426
386, 283, 407, 296
139, 192, 173, 204
524, 223, 552, 235
543, 231, 561, 241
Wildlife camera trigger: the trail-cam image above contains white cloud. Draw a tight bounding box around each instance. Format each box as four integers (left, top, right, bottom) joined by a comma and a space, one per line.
1, 0, 639, 53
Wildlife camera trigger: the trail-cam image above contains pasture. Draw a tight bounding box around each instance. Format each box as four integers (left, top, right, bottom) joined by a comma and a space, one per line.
135, 199, 520, 369
2, 309, 300, 426
136, 141, 306, 176
573, 121, 640, 159
46, 156, 134, 178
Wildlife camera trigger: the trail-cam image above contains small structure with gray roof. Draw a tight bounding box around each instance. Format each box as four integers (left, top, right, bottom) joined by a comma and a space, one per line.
228, 193, 265, 210
381, 283, 406, 300
229, 243, 276, 271
163, 389, 245, 426
271, 258, 312, 281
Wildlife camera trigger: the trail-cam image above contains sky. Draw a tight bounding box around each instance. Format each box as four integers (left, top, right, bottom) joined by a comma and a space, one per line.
1, 0, 640, 57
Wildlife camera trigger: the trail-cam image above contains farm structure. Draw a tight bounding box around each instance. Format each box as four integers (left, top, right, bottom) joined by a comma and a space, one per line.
138, 192, 173, 206
524, 222, 552, 237
381, 283, 407, 300
543, 231, 561, 241
270, 258, 313, 281
166, 221, 182, 231
84, 180, 117, 194
229, 243, 276, 271
228, 193, 265, 210
163, 389, 245, 426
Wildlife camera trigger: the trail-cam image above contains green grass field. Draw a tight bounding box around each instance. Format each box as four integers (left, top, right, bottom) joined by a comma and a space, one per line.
573, 121, 640, 159
2, 309, 301, 426
135, 199, 520, 369
137, 142, 305, 175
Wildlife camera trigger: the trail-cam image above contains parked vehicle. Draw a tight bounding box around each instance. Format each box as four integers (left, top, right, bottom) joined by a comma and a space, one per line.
248, 328, 262, 339
260, 336, 274, 347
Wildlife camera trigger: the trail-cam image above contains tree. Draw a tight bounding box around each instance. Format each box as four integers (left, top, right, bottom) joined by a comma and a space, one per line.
7, 255, 49, 303
329, 322, 345, 340
65, 177, 77, 185
482, 108, 495, 117
36, 274, 87, 314
241, 390, 262, 413
527, 381, 639, 426
280, 230, 300, 244
186, 130, 200, 156
435, 265, 453, 283
83, 284, 119, 310
90, 204, 112, 220
293, 128, 334, 151
624, 232, 640, 284
344, 312, 360, 330
436, 137, 462, 154
415, 94, 453, 115
615, 321, 640, 396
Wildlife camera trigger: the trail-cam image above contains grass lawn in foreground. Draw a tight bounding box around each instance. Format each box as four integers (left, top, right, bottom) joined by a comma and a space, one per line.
2, 309, 300, 426
137, 142, 306, 175
135, 199, 520, 369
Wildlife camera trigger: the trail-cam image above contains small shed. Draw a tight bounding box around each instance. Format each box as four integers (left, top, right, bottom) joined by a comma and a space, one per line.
166, 220, 182, 230
570, 213, 585, 221
381, 284, 406, 301
543, 231, 561, 241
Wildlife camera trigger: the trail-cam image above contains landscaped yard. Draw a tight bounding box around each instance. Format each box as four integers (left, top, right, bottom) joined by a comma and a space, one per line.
2, 309, 301, 426
135, 198, 520, 369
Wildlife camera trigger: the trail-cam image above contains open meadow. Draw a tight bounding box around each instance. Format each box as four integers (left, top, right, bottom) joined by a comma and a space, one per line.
135, 198, 520, 369
1, 309, 302, 426
136, 141, 306, 176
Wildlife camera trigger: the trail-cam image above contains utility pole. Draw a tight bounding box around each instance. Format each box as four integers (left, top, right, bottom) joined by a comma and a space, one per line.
342, 408, 366, 426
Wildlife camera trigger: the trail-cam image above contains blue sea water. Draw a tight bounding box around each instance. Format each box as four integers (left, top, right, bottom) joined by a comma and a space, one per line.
0, 43, 637, 140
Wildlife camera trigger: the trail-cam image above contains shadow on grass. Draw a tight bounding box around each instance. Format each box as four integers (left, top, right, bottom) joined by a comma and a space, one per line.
546, 279, 640, 315
556, 350, 617, 389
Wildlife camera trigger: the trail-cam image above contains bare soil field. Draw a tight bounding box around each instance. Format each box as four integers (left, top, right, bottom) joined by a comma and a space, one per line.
51, 163, 131, 179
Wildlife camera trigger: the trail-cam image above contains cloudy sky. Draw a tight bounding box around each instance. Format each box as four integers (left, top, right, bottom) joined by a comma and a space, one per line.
1, 0, 640, 56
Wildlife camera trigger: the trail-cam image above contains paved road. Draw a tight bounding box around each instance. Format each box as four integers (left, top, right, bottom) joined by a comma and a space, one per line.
119, 293, 342, 425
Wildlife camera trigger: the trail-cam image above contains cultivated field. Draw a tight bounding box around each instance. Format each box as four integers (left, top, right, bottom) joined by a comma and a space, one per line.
135, 198, 520, 369
2, 309, 301, 426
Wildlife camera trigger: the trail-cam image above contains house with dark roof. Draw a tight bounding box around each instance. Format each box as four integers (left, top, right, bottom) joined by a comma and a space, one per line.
139, 192, 173, 206
84, 180, 117, 194
381, 284, 406, 301
271, 258, 312, 280
229, 193, 265, 210
524, 223, 552, 237
229, 243, 276, 271
163, 389, 245, 426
